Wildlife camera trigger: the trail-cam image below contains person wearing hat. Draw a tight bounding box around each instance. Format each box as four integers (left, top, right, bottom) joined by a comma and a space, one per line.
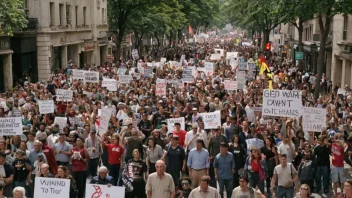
12, 149, 31, 191
46, 124, 60, 148
188, 175, 220, 198
173, 122, 187, 147
53, 132, 73, 167
214, 142, 235, 198
185, 123, 206, 153
0, 152, 15, 197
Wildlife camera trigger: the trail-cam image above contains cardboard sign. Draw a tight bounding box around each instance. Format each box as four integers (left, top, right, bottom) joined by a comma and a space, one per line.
167, 117, 185, 132
224, 80, 237, 91
155, 78, 167, 96
229, 59, 237, 70
54, 117, 68, 130
238, 58, 248, 71
262, 89, 302, 117
246, 138, 264, 154
118, 75, 132, 84
0, 117, 23, 136
182, 68, 194, 83
72, 69, 84, 80
210, 54, 221, 60
85, 184, 125, 198
84, 71, 99, 83
302, 107, 326, 132
38, 100, 55, 114
201, 111, 221, 129
214, 49, 224, 57
227, 52, 238, 60
34, 177, 70, 198
204, 62, 214, 76
56, 89, 73, 101
102, 79, 117, 91
99, 107, 112, 134
236, 71, 245, 90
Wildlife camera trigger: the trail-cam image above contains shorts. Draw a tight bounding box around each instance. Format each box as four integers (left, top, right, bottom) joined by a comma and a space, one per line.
331, 166, 345, 183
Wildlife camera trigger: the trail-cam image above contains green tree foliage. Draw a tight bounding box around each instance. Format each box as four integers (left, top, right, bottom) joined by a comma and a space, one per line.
0, 0, 28, 36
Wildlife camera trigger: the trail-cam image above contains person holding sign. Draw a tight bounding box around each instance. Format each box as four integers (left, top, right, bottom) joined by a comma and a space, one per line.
56, 165, 77, 198
71, 137, 89, 198
90, 166, 113, 186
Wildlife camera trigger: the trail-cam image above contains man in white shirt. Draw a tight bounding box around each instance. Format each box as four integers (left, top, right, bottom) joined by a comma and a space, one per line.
277, 135, 296, 163
245, 102, 255, 124
185, 123, 206, 152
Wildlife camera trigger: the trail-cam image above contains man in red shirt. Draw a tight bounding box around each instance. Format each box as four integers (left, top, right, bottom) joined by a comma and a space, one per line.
173, 122, 187, 147
37, 132, 57, 175
101, 133, 124, 186
330, 136, 345, 196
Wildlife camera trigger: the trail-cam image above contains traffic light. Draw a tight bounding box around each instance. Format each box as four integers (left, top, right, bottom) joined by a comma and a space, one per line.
266, 43, 271, 51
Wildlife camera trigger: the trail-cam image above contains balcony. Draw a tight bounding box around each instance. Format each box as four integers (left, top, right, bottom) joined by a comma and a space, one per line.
23, 18, 38, 31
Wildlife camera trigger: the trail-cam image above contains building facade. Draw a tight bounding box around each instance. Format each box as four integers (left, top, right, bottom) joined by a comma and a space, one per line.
0, 36, 13, 92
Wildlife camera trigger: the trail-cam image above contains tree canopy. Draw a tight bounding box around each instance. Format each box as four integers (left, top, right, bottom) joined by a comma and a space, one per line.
0, 0, 28, 36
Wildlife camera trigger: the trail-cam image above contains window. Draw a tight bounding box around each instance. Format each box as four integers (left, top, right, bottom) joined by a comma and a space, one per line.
23, 0, 29, 17
83, 7, 87, 26
49, 2, 55, 26
75, 6, 78, 25
66, 4, 71, 25
102, 8, 106, 24
59, 3, 64, 26
343, 15, 348, 40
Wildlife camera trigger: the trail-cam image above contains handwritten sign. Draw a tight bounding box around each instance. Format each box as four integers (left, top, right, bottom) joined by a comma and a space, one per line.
167, 117, 185, 132
84, 71, 99, 83
182, 68, 194, 83
99, 107, 112, 134
229, 59, 237, 70
34, 177, 70, 198
302, 107, 326, 132
224, 80, 237, 91
132, 49, 139, 60
204, 62, 214, 76
156, 78, 167, 96
72, 69, 84, 80
144, 67, 152, 77
0, 117, 23, 135
227, 52, 238, 60
238, 58, 247, 71
119, 75, 132, 84
262, 89, 302, 118
56, 89, 73, 101
201, 111, 221, 129
85, 184, 125, 198
102, 79, 117, 91
246, 138, 264, 154
214, 49, 224, 57
236, 71, 245, 90
38, 100, 54, 114
210, 54, 221, 60
54, 117, 67, 130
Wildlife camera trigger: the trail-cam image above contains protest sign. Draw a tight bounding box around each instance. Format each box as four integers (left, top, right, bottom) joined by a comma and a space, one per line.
227, 52, 238, 59
99, 107, 112, 134
337, 88, 347, 95
160, 57, 166, 63
34, 177, 70, 198
214, 49, 224, 57
118, 68, 127, 75
262, 89, 302, 117
119, 75, 132, 84
248, 62, 256, 75
54, 117, 67, 130
210, 54, 221, 60
68, 116, 82, 127
167, 117, 185, 132
11, 109, 22, 117
167, 79, 182, 84
224, 80, 237, 91
38, 100, 54, 114
85, 184, 125, 198
182, 67, 194, 83
201, 111, 221, 129
56, 89, 73, 101
0, 117, 23, 136
132, 49, 139, 60
236, 71, 245, 90
245, 138, 264, 154
102, 79, 117, 91
72, 69, 84, 80
155, 78, 167, 96
229, 59, 237, 70
84, 71, 99, 83
144, 67, 152, 77
238, 58, 248, 71
204, 62, 214, 76
302, 107, 326, 132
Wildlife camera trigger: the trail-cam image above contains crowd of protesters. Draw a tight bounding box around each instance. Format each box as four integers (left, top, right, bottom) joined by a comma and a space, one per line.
0, 35, 352, 198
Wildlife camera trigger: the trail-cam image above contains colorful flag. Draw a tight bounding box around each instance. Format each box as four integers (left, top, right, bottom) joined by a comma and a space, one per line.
259, 55, 273, 90
188, 26, 193, 35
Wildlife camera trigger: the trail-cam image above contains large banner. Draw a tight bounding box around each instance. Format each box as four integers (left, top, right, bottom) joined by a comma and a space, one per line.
262, 89, 302, 117
167, 117, 185, 132
99, 107, 112, 134
38, 100, 55, 114
201, 111, 221, 129
0, 117, 23, 135
155, 78, 167, 96
34, 177, 70, 198
84, 71, 99, 83
204, 62, 214, 76
302, 107, 326, 132
56, 89, 73, 101
119, 75, 132, 84
85, 184, 125, 198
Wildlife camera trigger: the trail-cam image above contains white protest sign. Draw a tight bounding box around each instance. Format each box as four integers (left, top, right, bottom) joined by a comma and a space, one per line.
34, 177, 70, 198
132, 49, 139, 60
214, 49, 224, 57
230, 59, 237, 70
118, 75, 132, 84
210, 54, 221, 60
68, 116, 82, 127
182, 68, 194, 83
246, 138, 264, 154
102, 79, 117, 91
38, 100, 54, 114
144, 67, 152, 77
224, 80, 237, 91
72, 69, 84, 80
204, 62, 214, 76
85, 184, 125, 198
227, 52, 238, 60
248, 62, 256, 72
201, 111, 221, 129
155, 78, 167, 96
118, 67, 127, 75
56, 89, 73, 101
236, 71, 245, 90
302, 107, 326, 132
167, 117, 185, 132
262, 89, 302, 117
84, 71, 99, 83
238, 58, 248, 71
337, 88, 347, 95
160, 57, 167, 64
99, 107, 112, 134
54, 117, 67, 130
0, 117, 23, 136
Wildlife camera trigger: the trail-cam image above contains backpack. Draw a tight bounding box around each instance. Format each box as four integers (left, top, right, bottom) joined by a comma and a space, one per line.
298, 160, 313, 181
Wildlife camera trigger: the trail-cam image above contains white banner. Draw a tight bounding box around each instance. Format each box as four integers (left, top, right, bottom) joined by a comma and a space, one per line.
302, 107, 326, 132
155, 78, 167, 96
99, 107, 112, 134
229, 59, 237, 70
201, 111, 221, 129
72, 69, 84, 80
167, 117, 185, 132
224, 80, 237, 91
85, 184, 125, 198
246, 138, 264, 154
34, 177, 70, 198
262, 89, 302, 117
227, 52, 238, 60
84, 71, 99, 83
210, 54, 221, 60
0, 117, 23, 136
214, 49, 224, 57
38, 100, 54, 114
204, 62, 214, 76
236, 71, 245, 90
102, 79, 117, 91
182, 68, 194, 83
56, 89, 73, 101
119, 75, 132, 84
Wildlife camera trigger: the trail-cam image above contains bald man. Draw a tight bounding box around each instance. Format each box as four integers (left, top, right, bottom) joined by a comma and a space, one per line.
146, 160, 175, 198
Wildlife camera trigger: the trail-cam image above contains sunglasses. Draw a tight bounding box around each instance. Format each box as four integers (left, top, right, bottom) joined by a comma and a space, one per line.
181, 182, 189, 186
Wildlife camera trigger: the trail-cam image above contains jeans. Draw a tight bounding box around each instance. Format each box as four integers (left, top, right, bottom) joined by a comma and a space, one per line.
73, 171, 86, 198
315, 165, 329, 191
109, 164, 120, 186
209, 161, 217, 188
248, 172, 264, 194
233, 170, 240, 188
218, 178, 233, 198
87, 158, 99, 177
276, 186, 294, 198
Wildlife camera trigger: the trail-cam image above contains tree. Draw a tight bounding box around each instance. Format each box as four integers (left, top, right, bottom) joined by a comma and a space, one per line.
0, 0, 28, 36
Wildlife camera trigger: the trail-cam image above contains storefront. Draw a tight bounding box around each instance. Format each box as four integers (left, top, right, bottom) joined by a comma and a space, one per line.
80, 40, 95, 68
0, 36, 13, 92
98, 37, 108, 66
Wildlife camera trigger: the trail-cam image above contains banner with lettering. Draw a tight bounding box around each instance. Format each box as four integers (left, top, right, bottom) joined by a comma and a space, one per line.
0, 117, 23, 135
201, 111, 221, 129
34, 177, 70, 198
167, 117, 185, 132
72, 69, 84, 80
99, 107, 112, 134
118, 75, 132, 84
245, 138, 264, 154
84, 71, 99, 83
262, 89, 302, 117
85, 184, 125, 198
210, 54, 221, 60
238, 57, 248, 71
102, 79, 117, 91
236, 71, 245, 90
227, 52, 238, 60
204, 62, 214, 76
38, 100, 55, 114
155, 78, 167, 96
182, 68, 194, 83
224, 80, 237, 91
302, 107, 326, 132
56, 89, 73, 101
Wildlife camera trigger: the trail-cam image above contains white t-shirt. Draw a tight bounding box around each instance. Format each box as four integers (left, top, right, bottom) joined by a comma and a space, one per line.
231, 187, 262, 198
274, 163, 297, 187
278, 142, 295, 163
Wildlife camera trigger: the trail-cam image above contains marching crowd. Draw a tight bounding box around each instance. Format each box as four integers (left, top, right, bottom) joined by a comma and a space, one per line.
0, 37, 352, 198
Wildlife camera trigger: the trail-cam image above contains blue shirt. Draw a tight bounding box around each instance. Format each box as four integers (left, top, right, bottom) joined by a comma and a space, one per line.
214, 152, 235, 180
187, 148, 209, 170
